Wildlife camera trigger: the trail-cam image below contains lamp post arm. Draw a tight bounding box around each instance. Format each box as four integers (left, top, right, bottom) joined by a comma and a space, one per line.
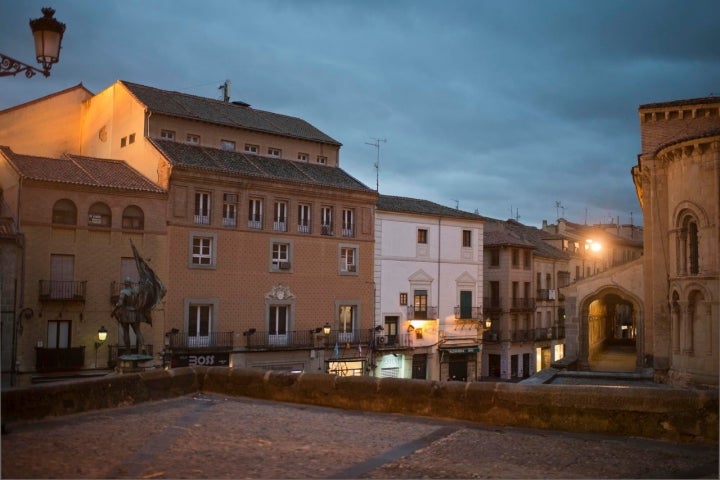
0, 53, 46, 78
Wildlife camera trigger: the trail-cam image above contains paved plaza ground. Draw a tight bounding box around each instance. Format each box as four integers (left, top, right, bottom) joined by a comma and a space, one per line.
2, 392, 717, 479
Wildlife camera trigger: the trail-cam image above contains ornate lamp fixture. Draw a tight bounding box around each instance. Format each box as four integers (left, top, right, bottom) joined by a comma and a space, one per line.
1, 7, 66, 78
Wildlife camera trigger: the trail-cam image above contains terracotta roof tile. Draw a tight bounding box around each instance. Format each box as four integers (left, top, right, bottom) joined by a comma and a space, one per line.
150, 139, 372, 192
121, 81, 341, 146
0, 146, 165, 193
377, 194, 485, 221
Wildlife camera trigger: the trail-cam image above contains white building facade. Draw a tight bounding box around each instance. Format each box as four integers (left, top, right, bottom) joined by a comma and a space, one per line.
372, 195, 485, 381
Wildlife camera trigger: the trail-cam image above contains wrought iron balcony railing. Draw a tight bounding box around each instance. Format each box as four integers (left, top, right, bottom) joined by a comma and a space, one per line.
454, 306, 483, 320
166, 331, 234, 350
483, 297, 503, 311
510, 298, 536, 310
39, 280, 87, 302
406, 305, 438, 320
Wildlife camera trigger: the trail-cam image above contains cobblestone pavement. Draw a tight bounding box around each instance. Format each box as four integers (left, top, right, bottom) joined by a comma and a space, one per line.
2, 393, 717, 479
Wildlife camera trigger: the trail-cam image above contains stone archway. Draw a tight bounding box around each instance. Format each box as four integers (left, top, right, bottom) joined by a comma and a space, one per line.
579, 287, 643, 372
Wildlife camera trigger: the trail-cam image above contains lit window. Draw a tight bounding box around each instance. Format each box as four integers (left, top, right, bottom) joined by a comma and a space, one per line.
187, 134, 200, 144
268, 147, 281, 158
161, 130, 175, 141
338, 305, 356, 342
220, 140, 235, 151
399, 293, 408, 306
244, 144, 259, 154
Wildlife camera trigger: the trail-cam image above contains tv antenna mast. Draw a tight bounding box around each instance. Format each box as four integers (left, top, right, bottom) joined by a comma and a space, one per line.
365, 138, 386, 192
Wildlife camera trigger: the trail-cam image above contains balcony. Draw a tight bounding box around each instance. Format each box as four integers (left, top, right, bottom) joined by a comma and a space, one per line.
511, 329, 534, 342
248, 215, 263, 230
454, 306, 483, 320
406, 305, 438, 320
510, 298, 535, 311
107, 344, 154, 368
321, 223, 334, 236
273, 220, 287, 232
39, 280, 87, 302
297, 222, 311, 234
482, 330, 500, 342
241, 329, 376, 351
167, 331, 234, 351
341, 223, 354, 238
534, 325, 565, 341
373, 333, 412, 349
222, 217, 237, 228
35, 346, 85, 372
483, 297, 502, 312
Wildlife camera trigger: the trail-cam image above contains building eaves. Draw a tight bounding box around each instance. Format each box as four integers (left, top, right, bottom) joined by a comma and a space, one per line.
653, 128, 720, 156
150, 139, 373, 192
639, 96, 720, 110
0, 146, 166, 194
120, 80, 342, 146
377, 194, 485, 221
0, 83, 93, 114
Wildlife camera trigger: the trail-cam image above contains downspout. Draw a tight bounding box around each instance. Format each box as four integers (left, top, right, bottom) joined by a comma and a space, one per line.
11, 175, 27, 386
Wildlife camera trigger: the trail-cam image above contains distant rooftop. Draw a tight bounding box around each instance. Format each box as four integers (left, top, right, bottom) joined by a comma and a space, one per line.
121, 81, 342, 146
639, 96, 720, 109
377, 194, 485, 221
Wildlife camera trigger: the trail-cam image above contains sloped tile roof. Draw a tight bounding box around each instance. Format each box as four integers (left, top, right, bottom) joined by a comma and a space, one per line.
377, 194, 485, 221
639, 96, 720, 109
121, 81, 341, 146
483, 217, 570, 259
150, 139, 372, 192
0, 146, 165, 193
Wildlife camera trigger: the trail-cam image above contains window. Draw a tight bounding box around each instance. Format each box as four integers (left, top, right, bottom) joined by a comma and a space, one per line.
297, 203, 311, 233
271, 240, 292, 271
248, 198, 263, 229
489, 281, 500, 308
490, 249, 500, 267
88, 202, 111, 227
194, 192, 211, 225
511, 249, 519, 268
121, 136, 127, 148
321, 206, 334, 235
268, 147, 281, 158
338, 305, 356, 342
244, 144, 259, 154
417, 229, 428, 244
52, 199, 77, 225
161, 130, 175, 141
122, 205, 144, 230
413, 291, 428, 319
524, 250, 531, 269
47, 320, 71, 348
188, 304, 211, 347
187, 134, 200, 144
297, 152, 309, 162
222, 193, 238, 228
220, 140, 236, 151
269, 305, 289, 345
399, 293, 408, 306
50, 254, 74, 300
190, 233, 216, 267
316, 155, 327, 165
340, 246, 357, 273
129, 133, 135, 144
273, 201, 288, 232
462, 230, 472, 248
342, 209, 354, 238
678, 215, 700, 276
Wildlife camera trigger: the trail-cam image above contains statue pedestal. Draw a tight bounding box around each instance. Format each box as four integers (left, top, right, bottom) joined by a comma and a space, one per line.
116, 354, 154, 374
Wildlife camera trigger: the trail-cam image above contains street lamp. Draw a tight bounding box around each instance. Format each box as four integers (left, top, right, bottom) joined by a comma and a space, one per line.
1, 7, 66, 78
94, 325, 108, 368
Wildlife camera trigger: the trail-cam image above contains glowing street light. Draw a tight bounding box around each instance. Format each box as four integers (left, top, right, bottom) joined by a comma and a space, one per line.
1, 7, 66, 78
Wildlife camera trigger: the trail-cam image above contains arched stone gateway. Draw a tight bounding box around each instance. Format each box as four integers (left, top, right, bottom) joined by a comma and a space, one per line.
578, 286, 644, 372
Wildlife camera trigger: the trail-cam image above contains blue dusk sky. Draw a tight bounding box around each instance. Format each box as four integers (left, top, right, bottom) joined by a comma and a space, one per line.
2, 0, 718, 227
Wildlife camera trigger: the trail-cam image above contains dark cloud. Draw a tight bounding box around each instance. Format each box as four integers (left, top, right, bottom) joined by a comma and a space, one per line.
2, 0, 718, 227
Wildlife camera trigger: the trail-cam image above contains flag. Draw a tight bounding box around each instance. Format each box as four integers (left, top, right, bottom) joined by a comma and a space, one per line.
131, 239, 167, 325
333, 342, 339, 359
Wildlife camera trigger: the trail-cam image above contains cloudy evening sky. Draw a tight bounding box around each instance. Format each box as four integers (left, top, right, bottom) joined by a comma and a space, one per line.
2, 0, 719, 227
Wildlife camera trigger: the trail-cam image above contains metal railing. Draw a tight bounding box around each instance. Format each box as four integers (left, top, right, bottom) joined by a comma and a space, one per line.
483, 297, 503, 310
167, 331, 234, 350
406, 305, 438, 320
35, 346, 85, 372
510, 298, 536, 310
39, 280, 87, 302
453, 306, 483, 319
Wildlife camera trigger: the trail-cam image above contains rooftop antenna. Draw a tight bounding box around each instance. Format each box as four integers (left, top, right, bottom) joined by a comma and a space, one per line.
365, 138, 386, 192
218, 79, 231, 102
515, 208, 520, 222
555, 201, 565, 220
452, 199, 459, 209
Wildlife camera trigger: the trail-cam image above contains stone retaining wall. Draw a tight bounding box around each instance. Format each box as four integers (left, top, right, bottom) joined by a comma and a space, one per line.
2, 366, 717, 444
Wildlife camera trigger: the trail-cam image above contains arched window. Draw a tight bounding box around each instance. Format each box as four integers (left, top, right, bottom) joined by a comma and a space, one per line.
88, 202, 111, 227
122, 205, 144, 230
52, 199, 77, 225
677, 214, 700, 276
